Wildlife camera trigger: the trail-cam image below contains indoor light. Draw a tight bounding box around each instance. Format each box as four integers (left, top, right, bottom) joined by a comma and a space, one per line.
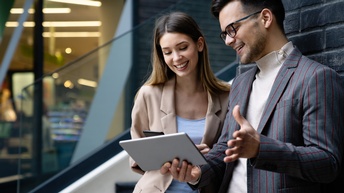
44, 21, 101, 27
6, 22, 34, 27
10, 8, 71, 14
6, 21, 101, 28
47, 0, 101, 7
77, 78, 97, 88
43, 32, 101, 38
64, 80, 74, 89
65, 47, 72, 54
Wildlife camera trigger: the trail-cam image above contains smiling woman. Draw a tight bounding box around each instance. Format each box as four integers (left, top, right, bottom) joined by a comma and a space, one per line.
129, 11, 230, 193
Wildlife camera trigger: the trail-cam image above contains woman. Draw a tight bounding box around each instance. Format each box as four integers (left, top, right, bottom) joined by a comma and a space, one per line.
129, 12, 230, 193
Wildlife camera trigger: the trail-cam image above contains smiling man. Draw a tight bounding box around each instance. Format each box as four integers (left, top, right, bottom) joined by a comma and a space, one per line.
160, 0, 344, 193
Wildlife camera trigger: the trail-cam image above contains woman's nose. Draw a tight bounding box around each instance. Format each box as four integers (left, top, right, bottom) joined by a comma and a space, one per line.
173, 52, 182, 61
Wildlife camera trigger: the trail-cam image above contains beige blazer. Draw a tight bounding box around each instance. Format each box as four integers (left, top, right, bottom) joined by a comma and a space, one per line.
129, 77, 229, 193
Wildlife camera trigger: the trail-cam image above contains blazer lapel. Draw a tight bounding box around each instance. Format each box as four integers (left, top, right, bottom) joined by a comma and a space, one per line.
231, 66, 258, 132
160, 78, 177, 134
238, 67, 257, 117
257, 48, 301, 133
202, 92, 221, 145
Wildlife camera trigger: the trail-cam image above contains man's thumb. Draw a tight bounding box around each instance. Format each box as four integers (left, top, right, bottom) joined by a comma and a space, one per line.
232, 105, 244, 126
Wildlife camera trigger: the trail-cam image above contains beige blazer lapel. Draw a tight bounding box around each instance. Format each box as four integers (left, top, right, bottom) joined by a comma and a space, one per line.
202, 92, 222, 146
160, 78, 177, 134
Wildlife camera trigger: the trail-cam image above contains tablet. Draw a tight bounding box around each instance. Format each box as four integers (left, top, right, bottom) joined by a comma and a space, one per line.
119, 132, 207, 171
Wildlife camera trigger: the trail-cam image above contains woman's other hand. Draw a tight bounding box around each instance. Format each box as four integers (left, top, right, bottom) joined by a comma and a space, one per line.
196, 143, 210, 154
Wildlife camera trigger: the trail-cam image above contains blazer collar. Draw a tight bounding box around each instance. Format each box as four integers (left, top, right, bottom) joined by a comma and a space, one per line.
160, 77, 177, 134
203, 91, 222, 145
160, 77, 175, 115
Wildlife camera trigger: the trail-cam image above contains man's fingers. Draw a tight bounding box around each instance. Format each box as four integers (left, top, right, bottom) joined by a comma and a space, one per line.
224, 153, 239, 162
225, 139, 241, 160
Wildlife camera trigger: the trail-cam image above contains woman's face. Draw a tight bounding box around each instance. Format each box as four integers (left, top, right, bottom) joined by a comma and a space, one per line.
159, 32, 204, 78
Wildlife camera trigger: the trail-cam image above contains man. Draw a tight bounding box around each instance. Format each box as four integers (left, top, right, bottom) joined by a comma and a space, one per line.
160, 0, 344, 192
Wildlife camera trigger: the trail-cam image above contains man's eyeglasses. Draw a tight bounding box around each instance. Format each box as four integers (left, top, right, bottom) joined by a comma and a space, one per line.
220, 10, 262, 42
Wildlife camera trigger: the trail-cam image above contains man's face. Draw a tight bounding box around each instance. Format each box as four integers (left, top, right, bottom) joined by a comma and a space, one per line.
219, 1, 266, 64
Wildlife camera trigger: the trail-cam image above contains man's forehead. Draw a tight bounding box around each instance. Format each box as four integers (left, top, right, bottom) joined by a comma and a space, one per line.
219, 2, 244, 28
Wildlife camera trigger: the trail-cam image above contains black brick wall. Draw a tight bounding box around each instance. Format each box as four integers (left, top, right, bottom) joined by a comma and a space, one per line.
283, 0, 344, 76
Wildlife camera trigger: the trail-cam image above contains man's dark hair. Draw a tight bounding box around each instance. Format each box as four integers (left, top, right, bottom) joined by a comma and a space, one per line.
211, 0, 285, 33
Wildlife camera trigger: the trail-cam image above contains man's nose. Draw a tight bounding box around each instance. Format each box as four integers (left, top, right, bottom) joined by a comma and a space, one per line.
225, 34, 235, 46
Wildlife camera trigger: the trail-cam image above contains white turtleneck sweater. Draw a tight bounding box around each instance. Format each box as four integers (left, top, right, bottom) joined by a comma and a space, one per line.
227, 42, 294, 193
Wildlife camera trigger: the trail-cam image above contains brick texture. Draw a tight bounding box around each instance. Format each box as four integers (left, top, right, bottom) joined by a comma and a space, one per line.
284, 0, 344, 77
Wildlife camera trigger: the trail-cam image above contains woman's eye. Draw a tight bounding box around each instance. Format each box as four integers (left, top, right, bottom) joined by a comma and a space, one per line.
180, 46, 187, 50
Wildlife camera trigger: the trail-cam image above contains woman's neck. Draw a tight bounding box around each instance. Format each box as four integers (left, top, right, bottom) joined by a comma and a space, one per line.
175, 76, 204, 94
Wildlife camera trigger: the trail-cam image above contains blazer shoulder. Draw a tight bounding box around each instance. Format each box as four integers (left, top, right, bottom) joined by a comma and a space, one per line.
137, 84, 163, 97
299, 55, 341, 77
208, 90, 229, 115
217, 90, 230, 105
139, 84, 162, 93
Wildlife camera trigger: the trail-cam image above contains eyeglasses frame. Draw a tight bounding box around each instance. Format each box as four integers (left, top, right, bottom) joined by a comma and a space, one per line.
220, 10, 262, 42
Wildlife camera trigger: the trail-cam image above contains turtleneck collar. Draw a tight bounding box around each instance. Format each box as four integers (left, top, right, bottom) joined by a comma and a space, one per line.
255, 42, 294, 77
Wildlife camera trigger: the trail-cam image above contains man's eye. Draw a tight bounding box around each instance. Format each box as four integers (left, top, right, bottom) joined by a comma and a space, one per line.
232, 25, 239, 31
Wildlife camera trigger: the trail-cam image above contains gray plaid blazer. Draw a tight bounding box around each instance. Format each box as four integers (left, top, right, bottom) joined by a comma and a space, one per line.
193, 47, 344, 193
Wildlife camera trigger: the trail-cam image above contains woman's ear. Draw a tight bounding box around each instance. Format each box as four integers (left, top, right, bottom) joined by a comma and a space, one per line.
197, 37, 205, 52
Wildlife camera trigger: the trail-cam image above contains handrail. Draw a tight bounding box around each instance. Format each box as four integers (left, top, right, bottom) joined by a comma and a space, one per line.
215, 60, 239, 82
28, 130, 131, 193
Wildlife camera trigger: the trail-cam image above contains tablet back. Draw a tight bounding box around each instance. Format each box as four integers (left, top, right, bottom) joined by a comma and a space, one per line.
119, 132, 207, 171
